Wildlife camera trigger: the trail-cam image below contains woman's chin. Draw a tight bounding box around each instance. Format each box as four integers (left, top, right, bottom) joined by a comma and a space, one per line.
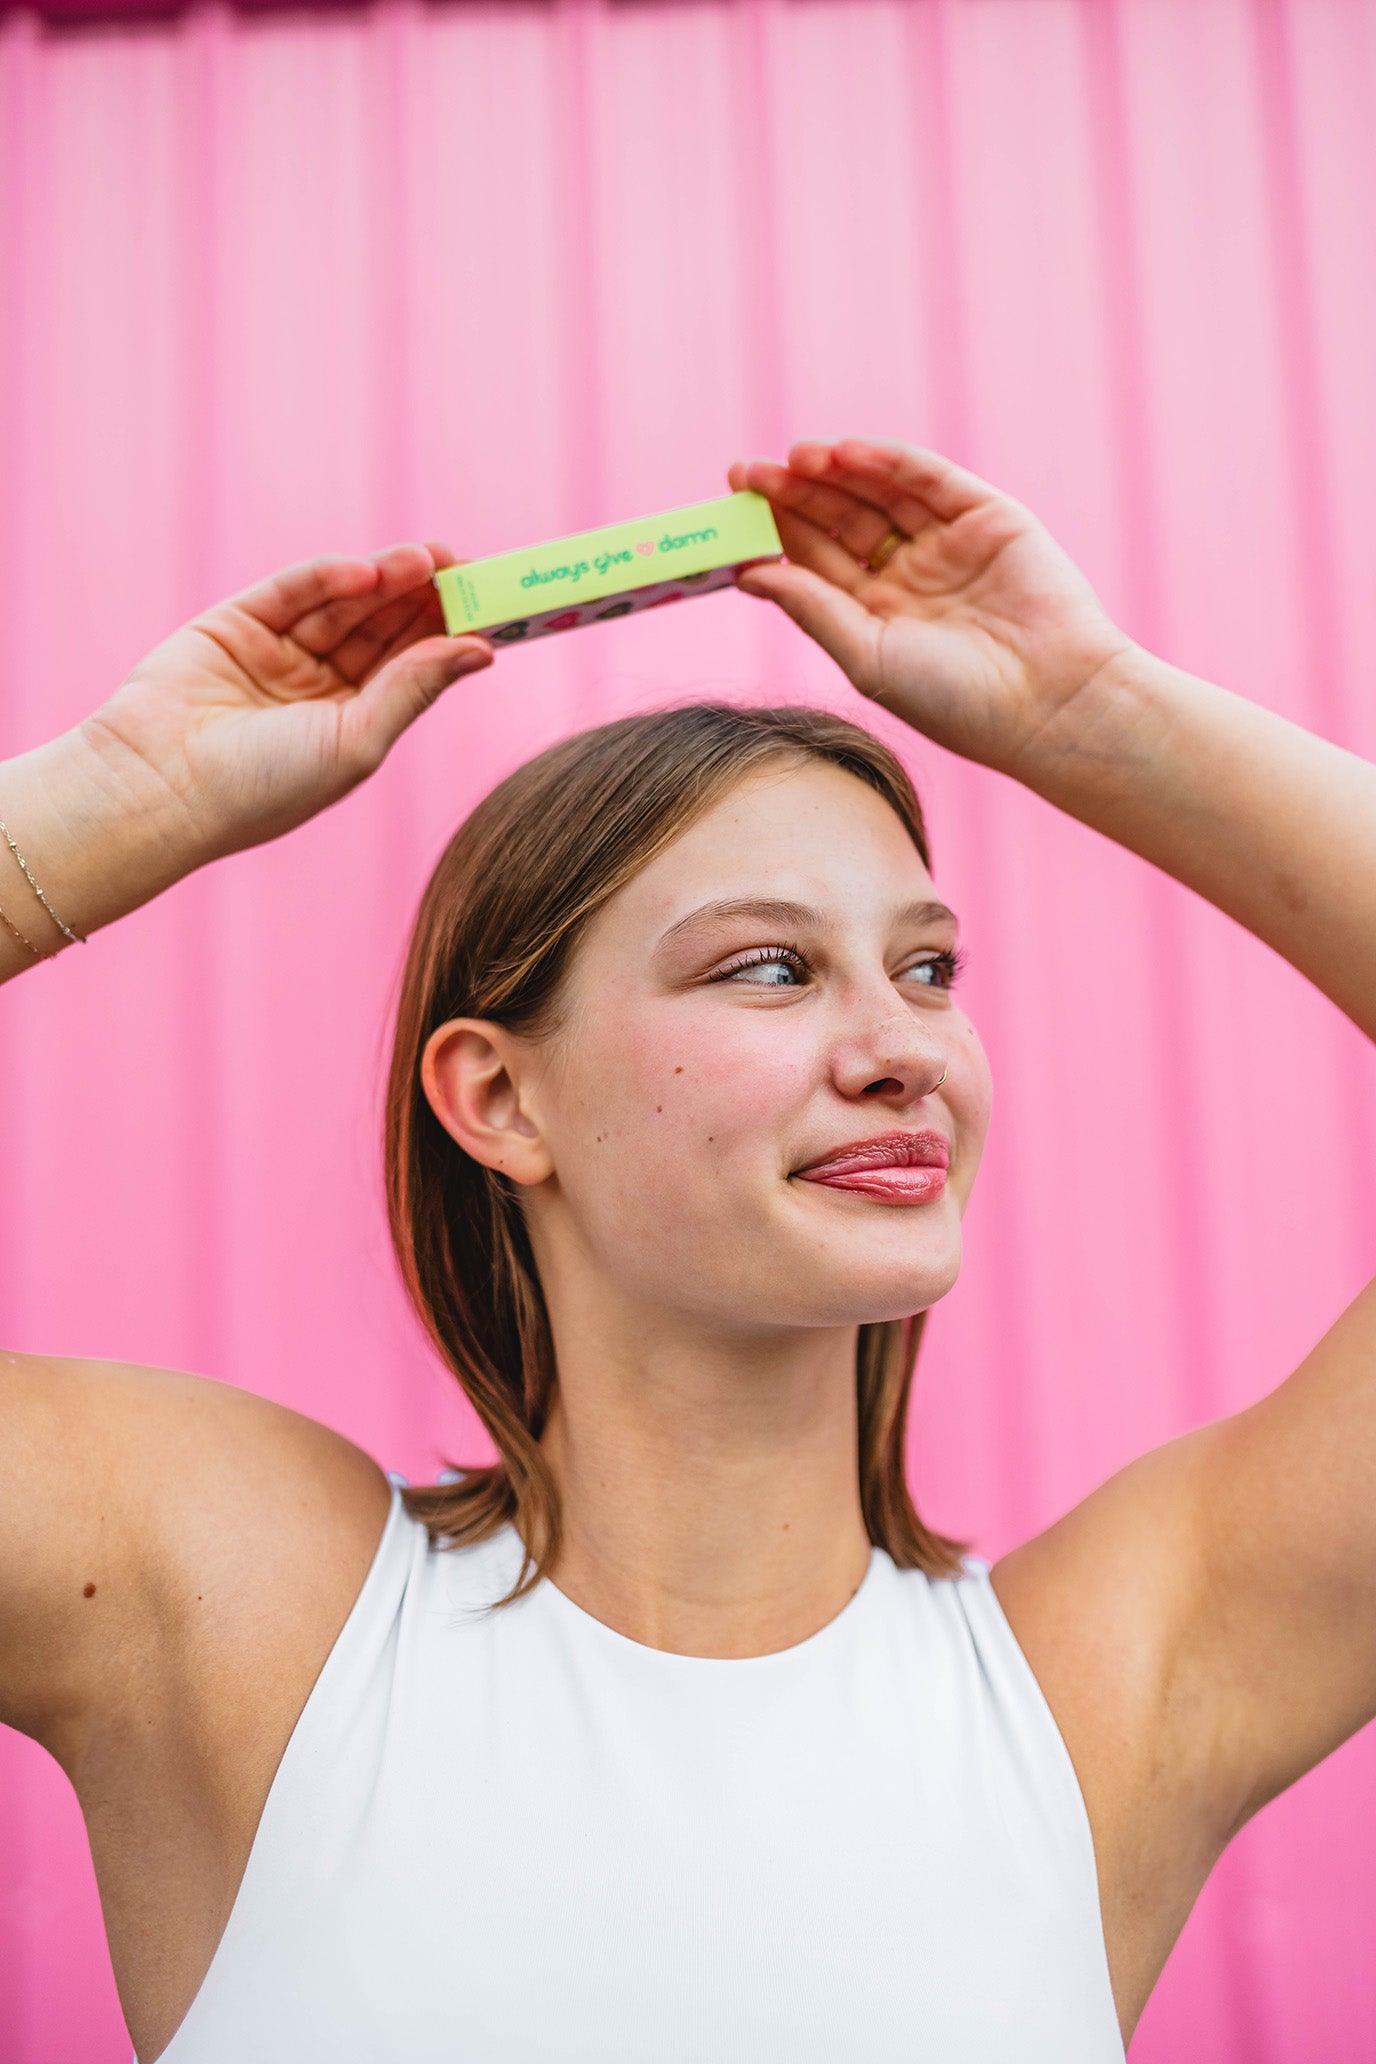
834, 1238, 961, 1322
759, 1248, 962, 1330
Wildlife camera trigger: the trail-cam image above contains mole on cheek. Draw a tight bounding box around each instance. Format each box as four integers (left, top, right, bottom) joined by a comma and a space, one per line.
82, 1582, 96, 1598
674, 1067, 683, 1075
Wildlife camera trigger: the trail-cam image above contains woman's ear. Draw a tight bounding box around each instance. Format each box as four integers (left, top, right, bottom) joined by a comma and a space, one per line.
420, 1018, 554, 1186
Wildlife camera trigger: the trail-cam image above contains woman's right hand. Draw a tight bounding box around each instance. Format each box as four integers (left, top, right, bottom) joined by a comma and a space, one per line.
81, 543, 494, 864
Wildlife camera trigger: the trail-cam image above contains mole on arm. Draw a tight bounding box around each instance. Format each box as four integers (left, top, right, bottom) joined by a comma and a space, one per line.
82, 1582, 96, 1598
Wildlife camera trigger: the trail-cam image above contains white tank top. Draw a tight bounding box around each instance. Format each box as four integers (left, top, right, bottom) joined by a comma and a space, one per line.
149, 1477, 1125, 2063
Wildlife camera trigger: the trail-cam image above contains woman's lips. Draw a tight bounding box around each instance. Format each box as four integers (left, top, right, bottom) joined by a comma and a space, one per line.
798, 1164, 947, 1204
794, 1131, 949, 1206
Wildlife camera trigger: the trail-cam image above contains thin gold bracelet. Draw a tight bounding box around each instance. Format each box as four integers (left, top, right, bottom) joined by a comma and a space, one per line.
0, 815, 85, 945
0, 896, 45, 960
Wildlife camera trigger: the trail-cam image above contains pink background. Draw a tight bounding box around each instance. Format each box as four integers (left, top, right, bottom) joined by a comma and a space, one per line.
2, 0, 1375, 2056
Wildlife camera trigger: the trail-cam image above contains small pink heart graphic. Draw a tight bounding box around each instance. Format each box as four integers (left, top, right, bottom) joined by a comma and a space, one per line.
634, 540, 656, 557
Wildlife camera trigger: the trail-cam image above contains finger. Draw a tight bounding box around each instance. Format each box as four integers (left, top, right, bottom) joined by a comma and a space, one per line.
342, 635, 495, 771
363, 587, 471, 683
225, 555, 381, 637
292, 543, 439, 656
731, 455, 899, 568
762, 500, 890, 599
787, 442, 946, 542
729, 462, 875, 591
331, 590, 435, 686
732, 450, 919, 549
733, 559, 879, 681
339, 546, 486, 680
814, 438, 1003, 525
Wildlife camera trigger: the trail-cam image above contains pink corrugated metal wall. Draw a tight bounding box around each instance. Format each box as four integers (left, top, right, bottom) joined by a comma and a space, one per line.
2, 0, 1374, 2056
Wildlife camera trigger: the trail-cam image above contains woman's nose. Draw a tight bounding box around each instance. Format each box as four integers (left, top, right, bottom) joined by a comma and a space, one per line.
830, 1007, 948, 1104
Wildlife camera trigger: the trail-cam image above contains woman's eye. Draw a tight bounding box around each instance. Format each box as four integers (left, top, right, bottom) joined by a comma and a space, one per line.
712, 946, 808, 986
710, 944, 966, 991
907, 948, 967, 991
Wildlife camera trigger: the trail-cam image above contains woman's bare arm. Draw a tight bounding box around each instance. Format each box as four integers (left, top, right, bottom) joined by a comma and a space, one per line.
0, 725, 206, 981
0, 541, 493, 1740
1020, 642, 1376, 1044
730, 435, 1376, 1842
1010, 642, 1376, 1828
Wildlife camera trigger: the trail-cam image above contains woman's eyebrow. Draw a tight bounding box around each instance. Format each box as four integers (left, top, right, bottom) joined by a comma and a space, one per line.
893, 898, 960, 934
655, 897, 819, 955
654, 895, 959, 954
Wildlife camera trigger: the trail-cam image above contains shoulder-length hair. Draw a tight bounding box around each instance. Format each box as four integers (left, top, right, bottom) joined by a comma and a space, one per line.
384, 701, 968, 1605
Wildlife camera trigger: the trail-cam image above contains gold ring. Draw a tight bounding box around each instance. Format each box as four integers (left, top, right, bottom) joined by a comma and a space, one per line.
865, 527, 906, 575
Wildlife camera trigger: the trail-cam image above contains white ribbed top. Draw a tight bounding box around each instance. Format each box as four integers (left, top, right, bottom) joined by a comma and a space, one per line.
149, 1477, 1124, 2063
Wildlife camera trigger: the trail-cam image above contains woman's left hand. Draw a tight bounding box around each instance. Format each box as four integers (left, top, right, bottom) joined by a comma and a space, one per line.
727, 438, 1138, 780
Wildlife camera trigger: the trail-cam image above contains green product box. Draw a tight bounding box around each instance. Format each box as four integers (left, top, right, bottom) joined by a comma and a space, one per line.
432, 490, 784, 647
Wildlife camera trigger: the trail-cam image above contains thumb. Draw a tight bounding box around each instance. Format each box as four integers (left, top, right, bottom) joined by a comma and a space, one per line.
342, 634, 494, 769
736, 561, 878, 682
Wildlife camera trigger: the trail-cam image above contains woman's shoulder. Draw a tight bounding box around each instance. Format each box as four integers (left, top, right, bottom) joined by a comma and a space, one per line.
120, 1369, 397, 1680
104, 1373, 396, 1788
0, 1352, 392, 1752
45, 1359, 401, 1881
26, 1365, 397, 2064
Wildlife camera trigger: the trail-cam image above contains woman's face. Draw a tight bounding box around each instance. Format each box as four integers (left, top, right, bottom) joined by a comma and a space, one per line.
516, 757, 993, 1335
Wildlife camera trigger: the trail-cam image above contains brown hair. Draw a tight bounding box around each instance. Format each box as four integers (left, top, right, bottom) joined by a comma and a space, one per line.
383, 701, 968, 1606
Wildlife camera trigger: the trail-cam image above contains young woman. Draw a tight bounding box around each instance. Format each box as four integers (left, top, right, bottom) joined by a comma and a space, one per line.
1, 436, 1373, 2064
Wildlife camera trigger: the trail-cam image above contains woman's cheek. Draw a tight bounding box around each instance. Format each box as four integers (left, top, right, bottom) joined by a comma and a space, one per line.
650, 1012, 814, 1147
951, 1017, 993, 1134
566, 993, 815, 1178
944, 1019, 992, 1205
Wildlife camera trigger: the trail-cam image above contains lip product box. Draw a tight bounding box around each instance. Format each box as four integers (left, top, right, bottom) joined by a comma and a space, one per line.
432, 490, 784, 646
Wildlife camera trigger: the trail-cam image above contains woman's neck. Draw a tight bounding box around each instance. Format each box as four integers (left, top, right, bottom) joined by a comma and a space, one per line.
535, 1319, 873, 1658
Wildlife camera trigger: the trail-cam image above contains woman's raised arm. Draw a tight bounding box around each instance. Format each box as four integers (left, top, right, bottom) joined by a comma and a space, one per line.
730, 435, 1376, 1964
0, 542, 493, 1765
0, 542, 493, 983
